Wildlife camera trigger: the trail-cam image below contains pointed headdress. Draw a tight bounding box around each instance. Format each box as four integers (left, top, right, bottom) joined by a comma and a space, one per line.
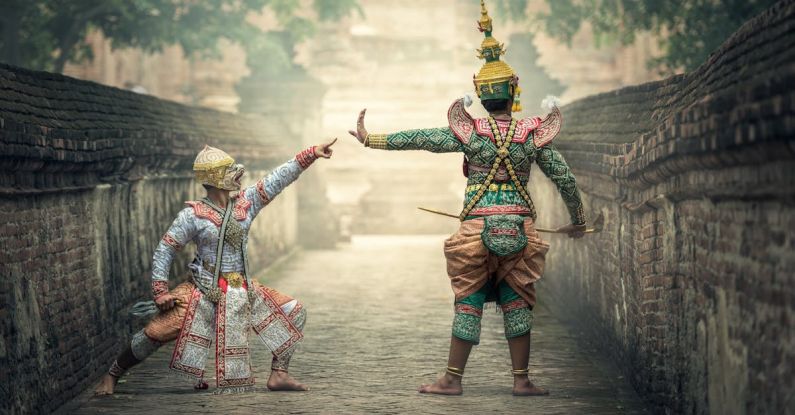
473, 0, 522, 112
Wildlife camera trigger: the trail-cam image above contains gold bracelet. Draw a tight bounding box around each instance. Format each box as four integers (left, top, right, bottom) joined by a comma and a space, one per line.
511, 368, 530, 376
365, 133, 388, 150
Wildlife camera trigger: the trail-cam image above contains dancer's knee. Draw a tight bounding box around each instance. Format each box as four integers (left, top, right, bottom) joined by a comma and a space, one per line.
131, 329, 163, 361
452, 303, 483, 344
502, 299, 533, 339
290, 302, 307, 331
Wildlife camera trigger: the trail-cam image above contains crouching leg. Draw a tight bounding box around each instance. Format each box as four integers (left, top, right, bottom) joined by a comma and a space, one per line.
267, 300, 309, 391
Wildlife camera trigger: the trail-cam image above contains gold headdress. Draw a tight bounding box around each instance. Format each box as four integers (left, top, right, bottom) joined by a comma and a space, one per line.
473, 0, 522, 112
193, 145, 235, 189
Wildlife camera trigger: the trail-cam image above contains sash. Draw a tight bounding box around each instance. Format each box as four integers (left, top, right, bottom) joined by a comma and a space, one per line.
203, 198, 235, 303
169, 287, 215, 381
459, 116, 516, 221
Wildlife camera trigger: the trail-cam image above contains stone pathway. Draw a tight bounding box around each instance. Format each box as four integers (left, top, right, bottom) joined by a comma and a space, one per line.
67, 235, 647, 414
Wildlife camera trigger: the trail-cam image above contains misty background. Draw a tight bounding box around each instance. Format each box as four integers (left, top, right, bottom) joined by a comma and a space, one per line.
0, 0, 772, 236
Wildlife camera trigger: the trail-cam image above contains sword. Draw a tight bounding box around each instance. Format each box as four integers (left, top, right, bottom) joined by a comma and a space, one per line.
417, 207, 604, 234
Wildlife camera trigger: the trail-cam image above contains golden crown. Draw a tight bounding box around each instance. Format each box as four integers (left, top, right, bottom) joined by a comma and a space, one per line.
473, 0, 521, 111
193, 145, 234, 188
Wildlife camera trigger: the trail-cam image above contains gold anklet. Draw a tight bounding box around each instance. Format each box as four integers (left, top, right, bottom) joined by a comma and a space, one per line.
446, 366, 465, 377
511, 368, 530, 376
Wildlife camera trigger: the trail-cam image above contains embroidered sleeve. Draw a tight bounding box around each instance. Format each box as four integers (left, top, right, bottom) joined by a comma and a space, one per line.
296, 146, 318, 169
243, 154, 305, 219
535, 145, 586, 225
151, 208, 197, 294
367, 127, 463, 153
152, 280, 169, 300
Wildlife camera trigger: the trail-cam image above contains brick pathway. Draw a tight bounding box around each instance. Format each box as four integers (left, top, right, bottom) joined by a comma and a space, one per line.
67, 235, 647, 414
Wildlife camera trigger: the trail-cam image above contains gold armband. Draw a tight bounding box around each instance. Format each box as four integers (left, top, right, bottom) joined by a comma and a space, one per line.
365, 133, 388, 150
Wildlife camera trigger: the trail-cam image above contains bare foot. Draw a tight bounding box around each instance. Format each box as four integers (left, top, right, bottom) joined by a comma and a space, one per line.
93, 374, 118, 396
418, 373, 463, 395
512, 376, 549, 396
266, 370, 309, 391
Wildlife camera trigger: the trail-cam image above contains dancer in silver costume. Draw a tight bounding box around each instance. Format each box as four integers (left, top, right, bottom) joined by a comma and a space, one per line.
95, 139, 336, 395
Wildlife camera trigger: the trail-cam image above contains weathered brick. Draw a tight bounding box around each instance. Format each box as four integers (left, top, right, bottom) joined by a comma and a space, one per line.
536, 2, 795, 415
0, 63, 305, 415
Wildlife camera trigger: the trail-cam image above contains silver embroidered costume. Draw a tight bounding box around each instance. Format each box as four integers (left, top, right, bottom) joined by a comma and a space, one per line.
152, 157, 305, 283
126, 147, 318, 392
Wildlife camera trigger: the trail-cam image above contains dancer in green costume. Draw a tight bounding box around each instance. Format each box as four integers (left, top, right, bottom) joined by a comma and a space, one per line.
349, 0, 586, 396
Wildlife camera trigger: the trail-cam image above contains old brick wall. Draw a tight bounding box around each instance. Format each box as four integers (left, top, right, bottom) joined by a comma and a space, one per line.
0, 64, 303, 414
533, 1, 795, 414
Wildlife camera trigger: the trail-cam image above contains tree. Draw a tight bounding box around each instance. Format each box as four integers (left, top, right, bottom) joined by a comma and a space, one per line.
494, 0, 778, 73
0, 0, 360, 73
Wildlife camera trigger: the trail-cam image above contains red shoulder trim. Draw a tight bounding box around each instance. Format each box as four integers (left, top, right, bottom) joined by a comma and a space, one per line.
233, 197, 251, 221
474, 118, 492, 140
514, 117, 541, 143
447, 98, 474, 144
533, 106, 562, 148
185, 201, 222, 227
473, 117, 541, 143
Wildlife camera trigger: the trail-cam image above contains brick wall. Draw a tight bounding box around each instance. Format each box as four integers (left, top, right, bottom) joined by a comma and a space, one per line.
533, 1, 795, 413
0, 64, 302, 414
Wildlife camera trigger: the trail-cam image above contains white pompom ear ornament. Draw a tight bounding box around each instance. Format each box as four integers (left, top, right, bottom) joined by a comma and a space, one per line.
541, 95, 561, 112
463, 93, 474, 108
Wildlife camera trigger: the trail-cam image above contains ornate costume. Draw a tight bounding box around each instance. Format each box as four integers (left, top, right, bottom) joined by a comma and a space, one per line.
364, 1, 585, 346
117, 145, 318, 393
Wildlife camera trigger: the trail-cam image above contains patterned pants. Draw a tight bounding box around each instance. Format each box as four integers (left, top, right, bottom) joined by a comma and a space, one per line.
130, 281, 306, 372
451, 279, 533, 345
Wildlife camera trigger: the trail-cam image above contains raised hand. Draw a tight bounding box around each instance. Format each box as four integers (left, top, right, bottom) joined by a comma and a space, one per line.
314, 138, 338, 159
347, 108, 368, 144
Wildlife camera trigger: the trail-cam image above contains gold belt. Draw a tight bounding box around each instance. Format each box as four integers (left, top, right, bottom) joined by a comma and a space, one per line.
221, 272, 245, 288
466, 183, 517, 193
202, 262, 246, 288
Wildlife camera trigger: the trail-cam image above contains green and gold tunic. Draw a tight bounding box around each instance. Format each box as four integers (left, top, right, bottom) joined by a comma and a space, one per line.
366, 99, 585, 225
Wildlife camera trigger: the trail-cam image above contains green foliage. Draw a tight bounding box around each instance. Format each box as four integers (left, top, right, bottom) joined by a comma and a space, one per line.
494, 0, 778, 73
0, 0, 358, 74
313, 0, 363, 21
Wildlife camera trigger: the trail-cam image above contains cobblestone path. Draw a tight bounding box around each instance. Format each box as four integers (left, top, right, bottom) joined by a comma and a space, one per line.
68, 235, 647, 414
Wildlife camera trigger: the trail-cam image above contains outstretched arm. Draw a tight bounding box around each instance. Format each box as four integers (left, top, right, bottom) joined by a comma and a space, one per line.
535, 144, 586, 237
244, 139, 336, 218
348, 109, 463, 153
151, 208, 198, 309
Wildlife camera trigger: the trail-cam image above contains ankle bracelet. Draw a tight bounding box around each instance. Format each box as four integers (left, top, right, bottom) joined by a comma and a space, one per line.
271, 367, 289, 373
511, 368, 530, 376
446, 366, 464, 377
108, 360, 125, 378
